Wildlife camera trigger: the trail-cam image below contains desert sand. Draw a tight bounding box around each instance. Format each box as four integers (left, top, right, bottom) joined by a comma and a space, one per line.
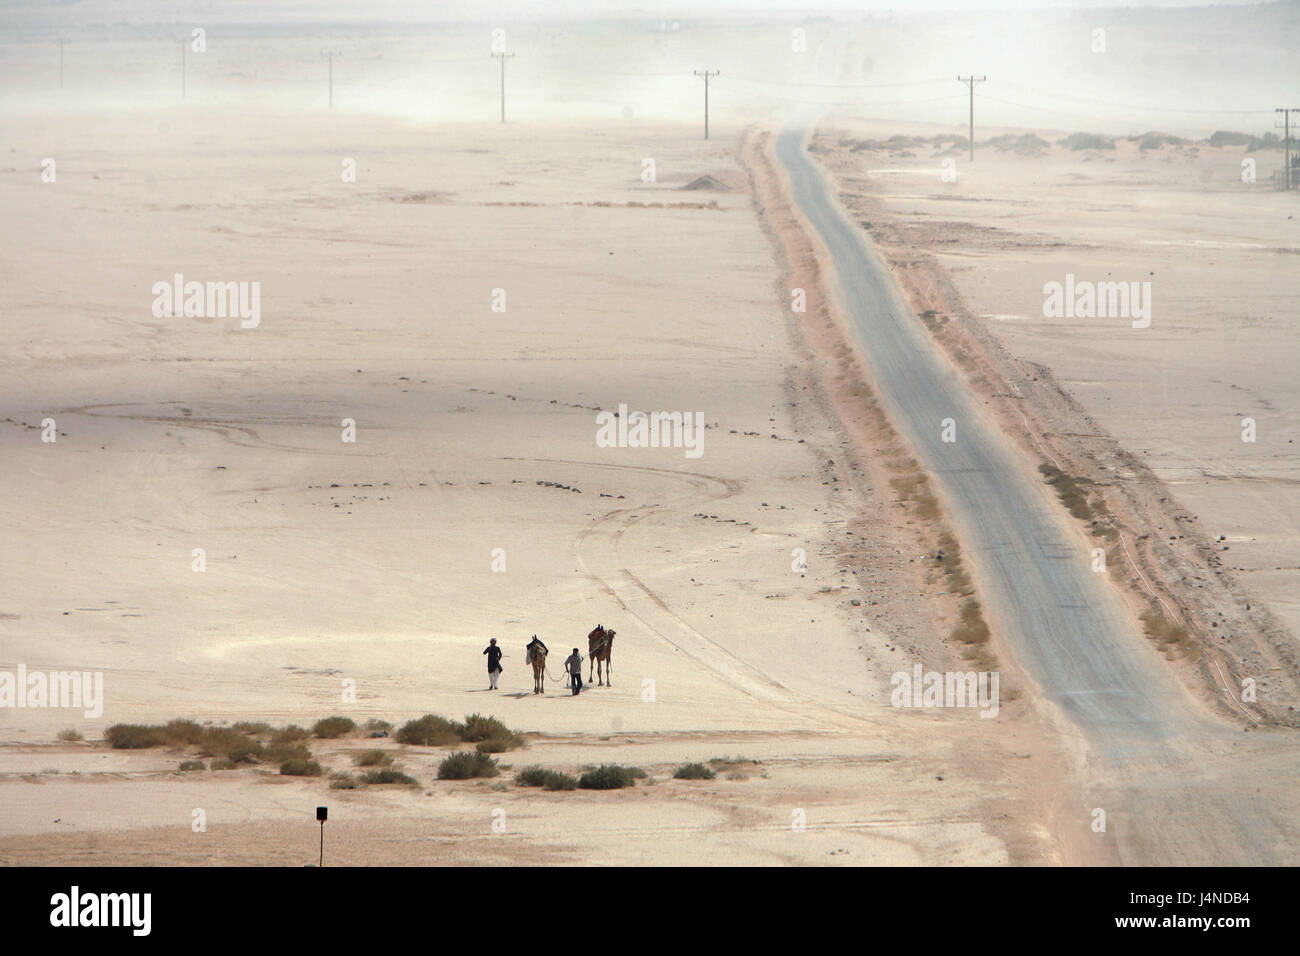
1, 5, 1296, 867
0, 106, 1075, 866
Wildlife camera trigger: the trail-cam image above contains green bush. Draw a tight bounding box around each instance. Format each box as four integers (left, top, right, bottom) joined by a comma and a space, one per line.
211, 758, 239, 771
578, 765, 638, 790
57, 728, 83, 742
1207, 130, 1251, 147
280, 758, 323, 776
475, 739, 513, 754
458, 714, 521, 745
197, 728, 263, 764
352, 749, 394, 767
178, 760, 206, 772
263, 742, 312, 764
164, 719, 206, 745
362, 719, 393, 737
395, 714, 463, 747
312, 716, 356, 739
1059, 132, 1115, 150
515, 766, 549, 786
361, 768, 419, 786
673, 763, 716, 780
329, 771, 359, 790
231, 721, 274, 735
515, 766, 577, 790
271, 725, 310, 743
104, 724, 170, 749
437, 751, 499, 780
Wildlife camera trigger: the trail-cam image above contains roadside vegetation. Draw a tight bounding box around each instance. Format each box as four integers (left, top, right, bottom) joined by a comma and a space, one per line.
99, 712, 524, 790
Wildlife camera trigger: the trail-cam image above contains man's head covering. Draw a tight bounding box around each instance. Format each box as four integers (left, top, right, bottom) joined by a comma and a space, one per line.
489, 638, 497, 644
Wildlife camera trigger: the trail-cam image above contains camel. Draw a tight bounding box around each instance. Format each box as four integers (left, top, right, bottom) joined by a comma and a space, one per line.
526, 636, 548, 695
587, 625, 616, 686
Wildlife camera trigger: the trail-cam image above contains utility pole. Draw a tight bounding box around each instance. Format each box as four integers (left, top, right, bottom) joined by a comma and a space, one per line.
321, 49, 342, 109
59, 40, 64, 89
957, 75, 986, 162
181, 38, 186, 99
694, 70, 719, 140
492, 51, 514, 123
1276, 108, 1299, 189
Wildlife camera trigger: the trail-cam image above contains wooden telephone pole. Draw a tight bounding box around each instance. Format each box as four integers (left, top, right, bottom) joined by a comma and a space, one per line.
694, 70, 719, 139
493, 51, 515, 123
321, 49, 342, 109
1276, 108, 1299, 189
957, 75, 986, 161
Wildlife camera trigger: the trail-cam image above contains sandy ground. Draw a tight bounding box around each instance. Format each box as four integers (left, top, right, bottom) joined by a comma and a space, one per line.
0, 107, 1081, 866
2, 4, 1295, 866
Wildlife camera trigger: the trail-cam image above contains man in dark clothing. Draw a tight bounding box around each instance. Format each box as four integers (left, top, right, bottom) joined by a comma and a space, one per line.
565, 648, 584, 695
484, 638, 503, 690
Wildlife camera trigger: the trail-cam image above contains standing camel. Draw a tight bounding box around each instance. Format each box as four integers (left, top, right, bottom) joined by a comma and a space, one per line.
526, 636, 548, 695
587, 625, 616, 686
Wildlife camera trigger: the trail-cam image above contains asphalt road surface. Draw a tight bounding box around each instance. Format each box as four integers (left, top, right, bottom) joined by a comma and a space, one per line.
774, 127, 1296, 863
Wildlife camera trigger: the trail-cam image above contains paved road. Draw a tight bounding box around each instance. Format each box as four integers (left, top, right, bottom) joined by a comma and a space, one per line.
774, 127, 1300, 864
773, 127, 1300, 864
775, 127, 1196, 744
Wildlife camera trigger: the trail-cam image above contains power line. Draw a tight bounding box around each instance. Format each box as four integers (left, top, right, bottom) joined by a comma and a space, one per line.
725, 74, 952, 90
993, 84, 1275, 116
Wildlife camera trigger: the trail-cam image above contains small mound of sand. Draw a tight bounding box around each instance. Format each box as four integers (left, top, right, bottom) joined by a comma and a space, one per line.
681, 175, 729, 192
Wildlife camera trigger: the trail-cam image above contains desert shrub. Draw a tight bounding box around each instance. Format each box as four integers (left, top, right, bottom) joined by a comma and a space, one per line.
475, 739, 513, 754
264, 742, 312, 764
352, 749, 394, 767
361, 768, 419, 786
1060, 132, 1115, 150
271, 725, 310, 743
578, 765, 637, 790
987, 132, 1049, 154
1245, 133, 1282, 152
362, 719, 393, 738
708, 757, 760, 772
1038, 464, 1098, 521
197, 728, 263, 763
543, 772, 577, 791
231, 721, 273, 735
164, 719, 206, 745
57, 728, 83, 742
951, 599, 992, 646
1139, 608, 1198, 660
211, 758, 239, 771
458, 714, 520, 744
395, 714, 463, 747
104, 724, 171, 749
515, 766, 549, 786
280, 758, 323, 776
516, 766, 579, 790
1133, 131, 1189, 150
312, 716, 356, 739
673, 763, 716, 780
329, 771, 359, 790
1207, 130, 1251, 147
178, 760, 206, 772
437, 751, 499, 780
